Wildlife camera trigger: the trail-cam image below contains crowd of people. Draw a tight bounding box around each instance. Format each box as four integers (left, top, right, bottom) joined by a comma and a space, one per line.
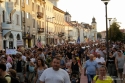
0, 41, 125, 83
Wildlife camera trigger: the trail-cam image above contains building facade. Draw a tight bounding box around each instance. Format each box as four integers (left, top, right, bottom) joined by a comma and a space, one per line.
1, 0, 22, 49
49, 0, 59, 7
45, 0, 55, 45
53, 5, 65, 44
21, 0, 45, 48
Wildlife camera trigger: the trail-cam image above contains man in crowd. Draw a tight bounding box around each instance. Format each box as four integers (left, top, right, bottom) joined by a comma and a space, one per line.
39, 57, 71, 83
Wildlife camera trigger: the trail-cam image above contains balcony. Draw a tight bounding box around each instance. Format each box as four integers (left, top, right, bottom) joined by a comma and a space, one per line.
2, 22, 12, 30
22, 17, 25, 23
37, 12, 43, 19
38, 28, 44, 33
58, 32, 65, 37
22, 32, 33, 39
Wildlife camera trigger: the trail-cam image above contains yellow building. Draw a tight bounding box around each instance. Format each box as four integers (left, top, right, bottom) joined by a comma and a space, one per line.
53, 6, 65, 44
45, 0, 55, 45
21, 0, 45, 48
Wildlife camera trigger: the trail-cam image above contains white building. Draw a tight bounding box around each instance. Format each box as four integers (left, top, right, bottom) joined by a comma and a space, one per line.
1, 0, 22, 49
81, 17, 97, 42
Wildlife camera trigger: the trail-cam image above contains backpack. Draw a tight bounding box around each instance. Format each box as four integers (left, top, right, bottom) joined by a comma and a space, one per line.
5, 75, 19, 83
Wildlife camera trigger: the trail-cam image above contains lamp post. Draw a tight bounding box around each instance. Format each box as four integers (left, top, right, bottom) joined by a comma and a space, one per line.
107, 18, 112, 44
101, 0, 110, 59
46, 17, 55, 45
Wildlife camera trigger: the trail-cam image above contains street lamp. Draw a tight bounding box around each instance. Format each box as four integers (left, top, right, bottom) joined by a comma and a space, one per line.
46, 17, 55, 45
101, 0, 110, 59
107, 18, 112, 44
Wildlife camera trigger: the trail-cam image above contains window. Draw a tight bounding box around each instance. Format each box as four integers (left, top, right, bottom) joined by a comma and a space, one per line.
42, 22, 44, 28
26, 0, 29, 5
32, 3, 34, 11
27, 26, 30, 33
33, 19, 35, 28
38, 5, 40, 12
26, 13, 30, 19
2, 11, 5, 22
16, 14, 19, 25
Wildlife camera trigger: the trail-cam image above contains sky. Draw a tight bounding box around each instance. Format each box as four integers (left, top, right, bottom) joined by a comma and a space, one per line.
58, 0, 125, 32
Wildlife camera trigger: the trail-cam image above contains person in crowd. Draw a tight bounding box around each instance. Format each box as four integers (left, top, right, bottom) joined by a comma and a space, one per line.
93, 66, 114, 83
71, 57, 82, 83
38, 48, 45, 61
34, 58, 46, 83
84, 54, 98, 83
106, 51, 116, 76
95, 53, 106, 68
14, 52, 25, 83
39, 57, 71, 83
1, 57, 12, 72
8, 69, 19, 83
0, 63, 11, 83
113, 48, 118, 57
106, 51, 117, 83
115, 50, 125, 83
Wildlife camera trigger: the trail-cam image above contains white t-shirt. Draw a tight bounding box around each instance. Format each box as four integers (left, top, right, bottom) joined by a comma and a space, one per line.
6, 62, 12, 71
95, 57, 105, 68
30, 58, 35, 63
39, 68, 71, 83
22, 55, 26, 62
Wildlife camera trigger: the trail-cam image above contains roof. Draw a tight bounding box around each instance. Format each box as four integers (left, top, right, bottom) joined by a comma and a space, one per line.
65, 11, 71, 16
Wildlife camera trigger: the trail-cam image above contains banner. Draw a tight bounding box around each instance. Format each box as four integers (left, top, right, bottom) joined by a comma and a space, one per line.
6, 49, 17, 55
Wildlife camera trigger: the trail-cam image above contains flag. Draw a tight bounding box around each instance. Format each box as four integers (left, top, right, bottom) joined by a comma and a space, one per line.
77, 36, 80, 44
36, 40, 42, 48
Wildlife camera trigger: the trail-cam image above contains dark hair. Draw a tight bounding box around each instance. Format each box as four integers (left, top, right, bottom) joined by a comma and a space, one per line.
52, 57, 61, 61
0, 63, 6, 71
38, 48, 43, 52
0, 77, 8, 83
8, 69, 17, 78
37, 58, 45, 67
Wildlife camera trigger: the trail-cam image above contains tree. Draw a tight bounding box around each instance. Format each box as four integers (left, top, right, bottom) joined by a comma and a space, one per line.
97, 32, 102, 39
108, 22, 123, 42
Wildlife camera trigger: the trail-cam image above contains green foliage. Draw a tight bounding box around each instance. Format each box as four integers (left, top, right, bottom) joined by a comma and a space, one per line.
108, 22, 123, 42
97, 32, 102, 39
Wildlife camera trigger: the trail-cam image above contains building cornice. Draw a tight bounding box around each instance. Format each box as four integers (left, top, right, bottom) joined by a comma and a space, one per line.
53, 6, 65, 14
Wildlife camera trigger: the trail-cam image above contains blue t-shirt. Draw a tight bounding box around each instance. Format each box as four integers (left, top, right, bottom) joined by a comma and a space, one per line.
84, 60, 98, 75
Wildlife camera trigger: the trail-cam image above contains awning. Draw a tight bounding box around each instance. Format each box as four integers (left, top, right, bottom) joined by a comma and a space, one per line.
2, 30, 11, 36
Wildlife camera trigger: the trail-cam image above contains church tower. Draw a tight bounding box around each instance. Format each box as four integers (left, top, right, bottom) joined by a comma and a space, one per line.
49, 0, 59, 7
91, 17, 97, 40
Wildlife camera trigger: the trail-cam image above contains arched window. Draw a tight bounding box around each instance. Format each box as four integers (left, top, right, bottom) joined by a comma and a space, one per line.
9, 33, 13, 38
17, 34, 20, 40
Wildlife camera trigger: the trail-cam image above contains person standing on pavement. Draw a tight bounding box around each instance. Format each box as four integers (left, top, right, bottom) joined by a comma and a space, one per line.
115, 50, 125, 83
39, 57, 71, 83
84, 54, 98, 83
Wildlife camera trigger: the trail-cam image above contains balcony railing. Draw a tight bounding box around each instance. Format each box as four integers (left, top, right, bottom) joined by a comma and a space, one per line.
38, 28, 44, 33
37, 12, 43, 19
2, 22, 12, 30
22, 32, 33, 39
58, 32, 65, 37
22, 17, 25, 23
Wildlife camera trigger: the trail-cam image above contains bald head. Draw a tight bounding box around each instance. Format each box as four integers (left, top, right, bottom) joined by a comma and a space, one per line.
89, 54, 94, 60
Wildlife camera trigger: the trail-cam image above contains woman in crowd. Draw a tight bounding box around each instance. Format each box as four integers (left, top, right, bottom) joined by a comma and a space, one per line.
34, 58, 46, 83
93, 66, 114, 83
